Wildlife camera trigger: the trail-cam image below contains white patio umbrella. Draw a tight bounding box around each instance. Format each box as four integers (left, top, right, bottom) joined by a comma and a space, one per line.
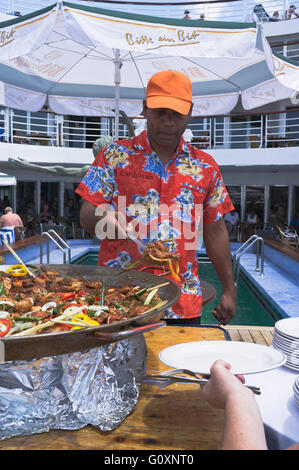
0, 1, 296, 138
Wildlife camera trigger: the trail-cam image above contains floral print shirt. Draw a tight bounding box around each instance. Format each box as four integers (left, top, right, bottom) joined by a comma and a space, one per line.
76, 130, 234, 319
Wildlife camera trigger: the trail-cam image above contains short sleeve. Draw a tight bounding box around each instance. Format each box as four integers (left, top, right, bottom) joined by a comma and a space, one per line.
203, 166, 234, 224
76, 149, 116, 207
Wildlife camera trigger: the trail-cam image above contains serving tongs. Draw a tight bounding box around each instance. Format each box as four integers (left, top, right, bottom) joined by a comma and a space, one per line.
144, 368, 261, 395
115, 234, 147, 276
127, 233, 147, 250
0, 236, 36, 278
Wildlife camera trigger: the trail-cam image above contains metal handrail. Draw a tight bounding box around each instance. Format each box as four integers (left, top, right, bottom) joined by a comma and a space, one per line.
233, 235, 264, 287
40, 230, 71, 264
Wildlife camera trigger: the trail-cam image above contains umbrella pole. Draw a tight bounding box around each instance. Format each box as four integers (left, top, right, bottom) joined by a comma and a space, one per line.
114, 49, 122, 140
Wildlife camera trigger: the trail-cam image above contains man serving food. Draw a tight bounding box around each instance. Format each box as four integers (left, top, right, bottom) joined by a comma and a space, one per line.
76, 71, 236, 325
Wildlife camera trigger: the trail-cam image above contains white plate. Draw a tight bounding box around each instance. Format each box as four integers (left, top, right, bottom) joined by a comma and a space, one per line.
273, 336, 299, 349
275, 318, 299, 340
159, 341, 287, 375
272, 340, 299, 356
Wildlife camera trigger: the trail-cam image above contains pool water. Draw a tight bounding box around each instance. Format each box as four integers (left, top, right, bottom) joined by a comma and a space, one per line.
72, 251, 281, 327
198, 257, 279, 326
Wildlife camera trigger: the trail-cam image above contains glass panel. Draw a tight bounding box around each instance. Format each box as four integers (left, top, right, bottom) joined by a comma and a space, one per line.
40, 182, 59, 220
268, 186, 288, 227
12, 110, 27, 143
63, 183, 83, 238
286, 110, 299, 147
64, 183, 81, 220
225, 185, 241, 240
230, 116, 248, 149
245, 186, 264, 223
16, 182, 35, 215
30, 111, 49, 142
226, 185, 241, 212
290, 186, 299, 229
0, 187, 13, 215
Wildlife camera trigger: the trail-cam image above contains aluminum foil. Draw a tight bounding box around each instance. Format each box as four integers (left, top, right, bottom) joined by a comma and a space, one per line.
0, 334, 147, 440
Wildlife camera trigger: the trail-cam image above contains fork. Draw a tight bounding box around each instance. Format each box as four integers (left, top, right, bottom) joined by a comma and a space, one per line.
148, 369, 261, 395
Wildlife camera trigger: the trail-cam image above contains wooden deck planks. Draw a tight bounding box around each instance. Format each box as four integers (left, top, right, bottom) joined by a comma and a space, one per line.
225, 325, 274, 346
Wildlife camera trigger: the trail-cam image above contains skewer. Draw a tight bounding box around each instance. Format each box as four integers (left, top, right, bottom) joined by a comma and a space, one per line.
1, 236, 36, 278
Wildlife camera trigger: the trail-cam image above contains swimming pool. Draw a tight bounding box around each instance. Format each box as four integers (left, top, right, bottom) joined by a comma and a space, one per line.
71, 249, 281, 327
11, 237, 297, 325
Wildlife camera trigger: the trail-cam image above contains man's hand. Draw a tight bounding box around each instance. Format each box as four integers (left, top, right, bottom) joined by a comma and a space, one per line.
203, 218, 236, 325
212, 289, 236, 326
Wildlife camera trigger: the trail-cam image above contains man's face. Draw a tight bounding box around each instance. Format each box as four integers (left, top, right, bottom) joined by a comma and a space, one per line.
143, 102, 192, 151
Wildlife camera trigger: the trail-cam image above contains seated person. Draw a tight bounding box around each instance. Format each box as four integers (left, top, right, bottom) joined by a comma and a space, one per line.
0, 207, 23, 228
268, 205, 286, 228
38, 204, 55, 225
246, 209, 259, 225
224, 210, 240, 240
183, 10, 191, 19
243, 208, 259, 240
285, 4, 299, 19
272, 10, 280, 20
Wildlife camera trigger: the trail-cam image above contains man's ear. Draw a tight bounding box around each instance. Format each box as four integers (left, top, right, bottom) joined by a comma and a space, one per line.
142, 100, 147, 116
188, 103, 194, 120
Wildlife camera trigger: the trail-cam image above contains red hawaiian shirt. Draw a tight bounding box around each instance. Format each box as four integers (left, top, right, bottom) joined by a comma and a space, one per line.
76, 130, 234, 319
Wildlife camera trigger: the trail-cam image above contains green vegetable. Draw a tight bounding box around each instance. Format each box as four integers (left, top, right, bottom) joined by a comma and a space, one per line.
112, 302, 127, 312
84, 295, 95, 305
16, 316, 41, 323
0, 281, 7, 296
52, 303, 66, 316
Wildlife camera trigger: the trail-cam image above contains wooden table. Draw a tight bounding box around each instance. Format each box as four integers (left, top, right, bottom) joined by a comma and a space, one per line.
0, 325, 274, 451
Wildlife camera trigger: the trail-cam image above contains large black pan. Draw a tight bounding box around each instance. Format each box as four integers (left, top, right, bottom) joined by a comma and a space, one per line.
0, 264, 181, 362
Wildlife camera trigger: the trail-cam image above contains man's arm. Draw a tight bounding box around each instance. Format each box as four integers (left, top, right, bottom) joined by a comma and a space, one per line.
79, 200, 98, 237
203, 217, 236, 325
79, 200, 127, 240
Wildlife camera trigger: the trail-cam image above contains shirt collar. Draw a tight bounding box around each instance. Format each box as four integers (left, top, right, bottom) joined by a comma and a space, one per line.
137, 130, 188, 160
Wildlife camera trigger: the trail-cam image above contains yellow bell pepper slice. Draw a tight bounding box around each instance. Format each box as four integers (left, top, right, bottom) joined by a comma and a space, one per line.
70, 313, 100, 330
6, 264, 28, 276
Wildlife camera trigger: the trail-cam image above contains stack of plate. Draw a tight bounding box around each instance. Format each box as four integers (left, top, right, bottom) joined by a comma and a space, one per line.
272, 318, 299, 371
293, 376, 299, 408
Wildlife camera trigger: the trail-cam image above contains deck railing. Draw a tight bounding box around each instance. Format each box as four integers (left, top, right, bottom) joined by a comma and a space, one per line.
1, 107, 299, 150
0, 0, 297, 23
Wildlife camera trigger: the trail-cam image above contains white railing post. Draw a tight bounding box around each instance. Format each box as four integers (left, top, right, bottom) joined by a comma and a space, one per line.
9, 108, 14, 143
260, 114, 264, 148
55, 114, 64, 146
4, 108, 10, 143
243, 0, 248, 22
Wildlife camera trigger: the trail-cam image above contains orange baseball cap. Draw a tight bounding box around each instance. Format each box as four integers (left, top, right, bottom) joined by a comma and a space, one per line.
146, 70, 192, 115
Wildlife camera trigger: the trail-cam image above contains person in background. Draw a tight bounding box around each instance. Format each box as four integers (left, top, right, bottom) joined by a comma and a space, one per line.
0, 207, 23, 244
246, 207, 259, 225
201, 360, 299, 450
183, 10, 191, 19
0, 207, 23, 228
224, 209, 240, 240
272, 11, 280, 21
37, 204, 55, 225
268, 204, 286, 227
77, 70, 236, 326
243, 206, 259, 240
285, 4, 299, 19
